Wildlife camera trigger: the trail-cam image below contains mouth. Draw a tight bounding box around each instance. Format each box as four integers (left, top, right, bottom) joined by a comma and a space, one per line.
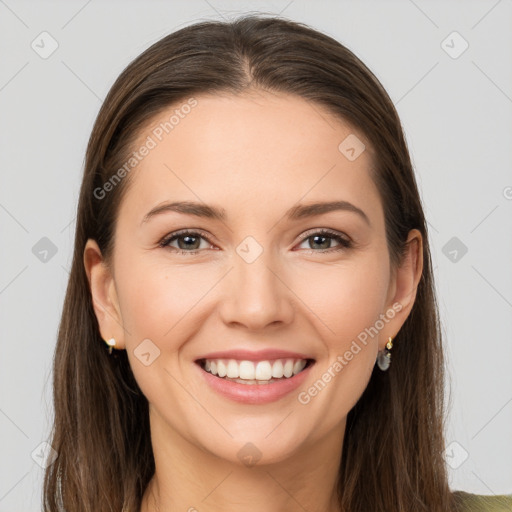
195, 357, 315, 385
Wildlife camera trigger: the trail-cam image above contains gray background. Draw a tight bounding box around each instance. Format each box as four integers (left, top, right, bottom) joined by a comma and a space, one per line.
1, 0, 511, 510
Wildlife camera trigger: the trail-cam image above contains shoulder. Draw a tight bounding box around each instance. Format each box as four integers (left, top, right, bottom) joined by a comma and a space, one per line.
451, 490, 512, 512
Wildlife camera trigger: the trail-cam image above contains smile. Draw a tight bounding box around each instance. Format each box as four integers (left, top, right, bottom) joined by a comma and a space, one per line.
199, 358, 312, 384
195, 357, 315, 404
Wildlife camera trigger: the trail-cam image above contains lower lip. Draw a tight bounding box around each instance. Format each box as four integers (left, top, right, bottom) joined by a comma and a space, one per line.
195, 362, 314, 404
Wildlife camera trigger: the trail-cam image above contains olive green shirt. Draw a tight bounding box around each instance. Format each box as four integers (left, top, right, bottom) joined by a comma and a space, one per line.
452, 490, 512, 511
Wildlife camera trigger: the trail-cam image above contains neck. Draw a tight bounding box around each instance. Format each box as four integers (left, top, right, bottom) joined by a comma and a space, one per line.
140, 408, 345, 512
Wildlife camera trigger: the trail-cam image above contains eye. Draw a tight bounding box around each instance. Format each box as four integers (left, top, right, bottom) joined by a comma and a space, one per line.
296, 229, 352, 253
159, 228, 352, 256
159, 230, 214, 255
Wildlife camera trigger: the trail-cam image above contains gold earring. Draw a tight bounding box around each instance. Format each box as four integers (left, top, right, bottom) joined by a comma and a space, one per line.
377, 336, 393, 371
104, 337, 116, 355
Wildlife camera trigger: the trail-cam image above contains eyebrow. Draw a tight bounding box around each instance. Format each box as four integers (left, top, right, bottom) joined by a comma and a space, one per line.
140, 200, 370, 226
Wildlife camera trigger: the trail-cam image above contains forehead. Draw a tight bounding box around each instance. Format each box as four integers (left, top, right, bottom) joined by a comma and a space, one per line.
117, 90, 382, 228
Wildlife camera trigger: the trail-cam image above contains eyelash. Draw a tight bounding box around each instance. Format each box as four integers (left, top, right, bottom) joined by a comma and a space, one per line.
158, 228, 352, 256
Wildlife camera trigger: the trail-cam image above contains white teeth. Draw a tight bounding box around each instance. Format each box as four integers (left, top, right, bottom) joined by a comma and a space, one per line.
293, 360, 307, 374
201, 357, 310, 381
225, 377, 275, 385
239, 360, 255, 380
255, 361, 272, 380
283, 359, 294, 378
217, 360, 227, 377
226, 359, 239, 378
271, 360, 284, 378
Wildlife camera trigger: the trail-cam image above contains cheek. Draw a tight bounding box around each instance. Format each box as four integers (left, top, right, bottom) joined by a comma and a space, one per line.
293, 259, 390, 420
292, 254, 390, 348
115, 256, 214, 343
114, 258, 207, 410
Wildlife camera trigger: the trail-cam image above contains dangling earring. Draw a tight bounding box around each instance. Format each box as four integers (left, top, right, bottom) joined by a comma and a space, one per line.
377, 336, 394, 371
104, 337, 116, 355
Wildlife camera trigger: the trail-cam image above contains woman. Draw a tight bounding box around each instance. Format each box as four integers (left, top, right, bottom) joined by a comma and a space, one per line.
43, 15, 512, 512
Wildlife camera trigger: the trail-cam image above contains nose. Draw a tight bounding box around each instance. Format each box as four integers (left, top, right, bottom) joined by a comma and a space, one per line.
219, 249, 295, 331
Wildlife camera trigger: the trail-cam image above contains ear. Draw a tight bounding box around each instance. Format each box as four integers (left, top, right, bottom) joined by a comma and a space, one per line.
379, 228, 423, 350
83, 239, 126, 350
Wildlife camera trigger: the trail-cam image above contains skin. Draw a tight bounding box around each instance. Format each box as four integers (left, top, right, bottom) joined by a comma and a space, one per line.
84, 89, 423, 512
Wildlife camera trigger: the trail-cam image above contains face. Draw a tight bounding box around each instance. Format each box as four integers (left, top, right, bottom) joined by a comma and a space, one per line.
85, 89, 420, 466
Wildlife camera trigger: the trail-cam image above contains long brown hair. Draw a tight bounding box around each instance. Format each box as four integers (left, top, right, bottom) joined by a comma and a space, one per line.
44, 15, 457, 511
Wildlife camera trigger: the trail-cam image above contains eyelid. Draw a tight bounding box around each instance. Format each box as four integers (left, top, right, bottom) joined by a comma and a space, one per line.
298, 227, 351, 243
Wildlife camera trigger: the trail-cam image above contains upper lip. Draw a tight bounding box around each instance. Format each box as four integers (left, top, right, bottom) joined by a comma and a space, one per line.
195, 349, 315, 362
